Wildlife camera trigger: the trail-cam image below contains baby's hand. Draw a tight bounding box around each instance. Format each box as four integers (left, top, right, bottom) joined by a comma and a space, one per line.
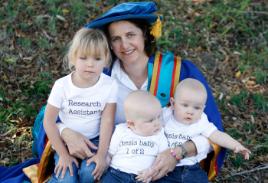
234, 144, 251, 160
136, 168, 153, 183
55, 154, 78, 179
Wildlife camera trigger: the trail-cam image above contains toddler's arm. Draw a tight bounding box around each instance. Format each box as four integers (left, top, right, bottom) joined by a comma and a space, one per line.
43, 104, 79, 178
88, 103, 116, 180
209, 130, 251, 159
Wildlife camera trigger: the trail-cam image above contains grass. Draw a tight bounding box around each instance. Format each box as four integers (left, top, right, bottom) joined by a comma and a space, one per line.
254, 70, 267, 85
252, 93, 268, 112
229, 90, 249, 111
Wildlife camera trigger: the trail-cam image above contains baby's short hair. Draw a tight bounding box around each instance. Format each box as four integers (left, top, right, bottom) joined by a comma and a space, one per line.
175, 78, 207, 102
124, 91, 161, 121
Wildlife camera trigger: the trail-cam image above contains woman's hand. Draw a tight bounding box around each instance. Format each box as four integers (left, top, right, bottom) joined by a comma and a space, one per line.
61, 128, 97, 159
149, 148, 177, 181
149, 140, 198, 181
86, 153, 108, 181
55, 154, 78, 179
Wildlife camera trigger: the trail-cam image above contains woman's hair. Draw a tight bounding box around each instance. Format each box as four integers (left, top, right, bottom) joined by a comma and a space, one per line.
104, 19, 157, 60
65, 28, 111, 71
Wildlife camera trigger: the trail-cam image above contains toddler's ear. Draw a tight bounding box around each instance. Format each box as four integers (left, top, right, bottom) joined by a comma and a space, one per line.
170, 97, 175, 110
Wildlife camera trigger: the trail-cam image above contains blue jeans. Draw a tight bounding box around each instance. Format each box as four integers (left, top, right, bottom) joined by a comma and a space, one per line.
155, 163, 208, 183
101, 167, 143, 183
48, 136, 99, 183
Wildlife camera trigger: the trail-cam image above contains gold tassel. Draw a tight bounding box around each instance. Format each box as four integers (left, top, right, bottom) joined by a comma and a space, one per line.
150, 16, 162, 39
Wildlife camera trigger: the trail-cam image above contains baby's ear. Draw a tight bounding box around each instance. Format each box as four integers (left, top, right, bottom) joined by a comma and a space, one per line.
126, 120, 134, 128
170, 97, 175, 110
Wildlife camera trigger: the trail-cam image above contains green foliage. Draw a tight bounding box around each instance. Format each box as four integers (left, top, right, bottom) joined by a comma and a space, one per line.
229, 90, 267, 113
25, 72, 53, 100
229, 152, 245, 168
229, 90, 249, 111
254, 70, 267, 85
46, 0, 63, 16
37, 37, 51, 50
3, 55, 17, 65
196, 0, 253, 37
17, 37, 32, 50
34, 15, 44, 28
252, 93, 268, 112
69, 0, 88, 26
8, 100, 36, 119
226, 128, 243, 139
254, 134, 268, 156
0, 71, 53, 125
243, 121, 255, 133
239, 48, 268, 70
3, 0, 18, 24
216, 98, 228, 114
34, 72, 53, 97
0, 87, 16, 132
156, 4, 203, 52
18, 22, 31, 32
48, 17, 57, 36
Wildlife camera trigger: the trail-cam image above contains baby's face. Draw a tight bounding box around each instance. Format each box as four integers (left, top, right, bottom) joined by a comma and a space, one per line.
132, 107, 162, 136
173, 88, 205, 125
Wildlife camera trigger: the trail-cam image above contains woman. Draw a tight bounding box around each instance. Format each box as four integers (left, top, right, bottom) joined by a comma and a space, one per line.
58, 1, 225, 181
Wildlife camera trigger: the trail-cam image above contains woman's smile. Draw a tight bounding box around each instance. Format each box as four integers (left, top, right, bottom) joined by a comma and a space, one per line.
121, 49, 135, 55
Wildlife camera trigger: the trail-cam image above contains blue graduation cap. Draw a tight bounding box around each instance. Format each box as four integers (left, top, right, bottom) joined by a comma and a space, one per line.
85, 1, 162, 39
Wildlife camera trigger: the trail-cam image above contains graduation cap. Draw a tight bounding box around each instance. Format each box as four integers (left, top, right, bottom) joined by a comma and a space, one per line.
85, 1, 162, 39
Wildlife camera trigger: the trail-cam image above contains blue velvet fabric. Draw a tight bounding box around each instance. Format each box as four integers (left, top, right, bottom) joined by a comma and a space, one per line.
0, 158, 39, 183
85, 2, 160, 29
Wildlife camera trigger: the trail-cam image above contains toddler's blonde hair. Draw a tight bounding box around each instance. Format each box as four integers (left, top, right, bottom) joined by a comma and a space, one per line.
65, 28, 111, 71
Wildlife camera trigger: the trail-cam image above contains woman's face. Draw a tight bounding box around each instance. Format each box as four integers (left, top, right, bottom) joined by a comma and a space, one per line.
108, 20, 147, 65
